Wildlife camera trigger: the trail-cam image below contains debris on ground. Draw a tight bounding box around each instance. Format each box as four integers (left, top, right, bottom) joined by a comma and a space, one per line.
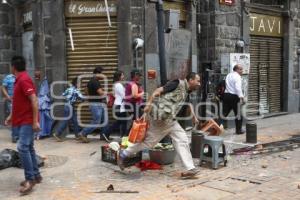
107, 184, 114, 191
135, 160, 162, 171
278, 155, 290, 159
91, 184, 139, 193
261, 164, 268, 168
0, 149, 44, 170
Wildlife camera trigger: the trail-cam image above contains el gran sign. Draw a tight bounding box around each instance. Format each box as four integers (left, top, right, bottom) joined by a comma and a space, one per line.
65, 0, 116, 17
250, 13, 283, 37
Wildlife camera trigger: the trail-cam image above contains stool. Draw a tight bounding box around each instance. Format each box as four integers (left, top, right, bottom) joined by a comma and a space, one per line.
199, 136, 227, 169
200, 119, 223, 136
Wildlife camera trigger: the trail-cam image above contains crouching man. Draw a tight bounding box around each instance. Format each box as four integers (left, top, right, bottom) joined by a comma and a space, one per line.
117, 72, 201, 179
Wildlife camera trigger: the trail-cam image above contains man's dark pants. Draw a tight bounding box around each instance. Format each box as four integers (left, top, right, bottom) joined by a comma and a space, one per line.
221, 93, 243, 134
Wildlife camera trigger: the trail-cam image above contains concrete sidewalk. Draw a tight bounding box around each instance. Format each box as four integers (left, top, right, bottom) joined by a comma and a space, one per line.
221, 113, 300, 150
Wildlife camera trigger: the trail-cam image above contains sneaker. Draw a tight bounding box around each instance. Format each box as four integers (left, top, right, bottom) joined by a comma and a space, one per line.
79, 134, 90, 143
117, 150, 126, 170
75, 135, 80, 141
53, 133, 63, 142
181, 168, 200, 179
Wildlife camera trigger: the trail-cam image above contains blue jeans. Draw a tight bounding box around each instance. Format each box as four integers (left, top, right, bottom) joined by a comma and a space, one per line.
5, 100, 18, 140
56, 104, 80, 136
81, 103, 108, 136
16, 125, 40, 181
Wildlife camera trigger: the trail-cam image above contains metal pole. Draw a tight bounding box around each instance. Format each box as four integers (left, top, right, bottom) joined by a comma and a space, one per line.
156, 0, 167, 85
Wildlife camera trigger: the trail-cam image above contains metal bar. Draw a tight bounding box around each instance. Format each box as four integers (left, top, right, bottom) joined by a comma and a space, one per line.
104, 0, 112, 27
68, 28, 75, 51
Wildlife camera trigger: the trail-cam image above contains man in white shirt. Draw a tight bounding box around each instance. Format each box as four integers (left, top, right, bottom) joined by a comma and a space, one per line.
222, 64, 245, 134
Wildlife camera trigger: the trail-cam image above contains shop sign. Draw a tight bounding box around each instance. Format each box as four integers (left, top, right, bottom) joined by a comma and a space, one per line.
219, 0, 235, 6
250, 13, 283, 37
65, 1, 116, 17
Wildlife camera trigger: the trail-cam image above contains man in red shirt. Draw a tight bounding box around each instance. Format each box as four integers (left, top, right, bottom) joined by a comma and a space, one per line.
5, 56, 42, 195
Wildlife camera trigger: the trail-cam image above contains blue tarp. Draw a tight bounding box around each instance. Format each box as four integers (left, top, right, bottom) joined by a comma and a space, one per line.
37, 78, 53, 138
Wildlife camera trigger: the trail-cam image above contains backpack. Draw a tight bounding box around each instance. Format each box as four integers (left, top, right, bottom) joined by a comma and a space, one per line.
107, 93, 115, 108
216, 80, 226, 100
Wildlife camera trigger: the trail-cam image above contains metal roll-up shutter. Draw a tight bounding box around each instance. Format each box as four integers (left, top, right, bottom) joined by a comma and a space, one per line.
248, 36, 282, 116
65, 16, 118, 124
248, 41, 259, 116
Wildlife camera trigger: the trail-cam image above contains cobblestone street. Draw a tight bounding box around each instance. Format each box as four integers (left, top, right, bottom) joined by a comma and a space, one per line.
0, 114, 300, 200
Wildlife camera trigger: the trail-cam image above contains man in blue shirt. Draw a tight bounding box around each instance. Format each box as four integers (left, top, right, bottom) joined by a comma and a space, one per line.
2, 73, 18, 142
53, 77, 84, 141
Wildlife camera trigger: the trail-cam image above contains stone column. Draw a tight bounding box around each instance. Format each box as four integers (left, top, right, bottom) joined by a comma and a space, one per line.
0, 3, 16, 124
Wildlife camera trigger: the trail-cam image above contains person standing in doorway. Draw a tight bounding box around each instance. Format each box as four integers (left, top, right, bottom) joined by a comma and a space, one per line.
78, 66, 108, 143
221, 64, 245, 134
5, 56, 42, 195
118, 72, 201, 179
1, 72, 17, 142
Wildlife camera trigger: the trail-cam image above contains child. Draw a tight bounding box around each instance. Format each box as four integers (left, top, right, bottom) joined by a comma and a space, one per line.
53, 77, 84, 141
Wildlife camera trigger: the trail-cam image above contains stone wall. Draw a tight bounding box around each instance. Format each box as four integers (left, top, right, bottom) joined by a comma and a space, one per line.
198, 0, 241, 72
0, 3, 16, 124
131, 0, 145, 77
293, 0, 300, 91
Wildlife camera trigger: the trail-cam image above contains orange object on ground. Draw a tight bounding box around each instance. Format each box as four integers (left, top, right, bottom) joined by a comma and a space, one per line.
200, 119, 223, 136
135, 160, 162, 171
128, 118, 148, 143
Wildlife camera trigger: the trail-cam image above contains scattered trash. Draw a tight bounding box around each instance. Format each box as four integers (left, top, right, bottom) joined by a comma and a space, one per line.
258, 173, 268, 177
108, 142, 120, 151
261, 164, 268, 169
0, 149, 44, 170
93, 190, 139, 193
107, 184, 114, 191
89, 151, 96, 156
92, 184, 139, 194
278, 155, 290, 160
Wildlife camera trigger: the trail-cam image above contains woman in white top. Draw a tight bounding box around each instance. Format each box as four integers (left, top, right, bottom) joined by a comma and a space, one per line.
107, 71, 127, 137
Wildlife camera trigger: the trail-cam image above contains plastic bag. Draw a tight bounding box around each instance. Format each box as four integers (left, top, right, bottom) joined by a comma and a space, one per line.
128, 118, 148, 143
0, 149, 44, 170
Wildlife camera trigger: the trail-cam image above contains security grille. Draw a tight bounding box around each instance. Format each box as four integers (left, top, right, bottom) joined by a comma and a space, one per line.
65, 16, 118, 123
248, 36, 283, 116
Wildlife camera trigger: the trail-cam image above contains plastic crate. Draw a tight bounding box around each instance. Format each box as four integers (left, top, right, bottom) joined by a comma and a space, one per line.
101, 145, 142, 167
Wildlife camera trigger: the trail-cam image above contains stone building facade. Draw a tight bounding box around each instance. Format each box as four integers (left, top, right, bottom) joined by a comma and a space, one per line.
2, 0, 299, 124
198, 0, 300, 115
0, 0, 198, 123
